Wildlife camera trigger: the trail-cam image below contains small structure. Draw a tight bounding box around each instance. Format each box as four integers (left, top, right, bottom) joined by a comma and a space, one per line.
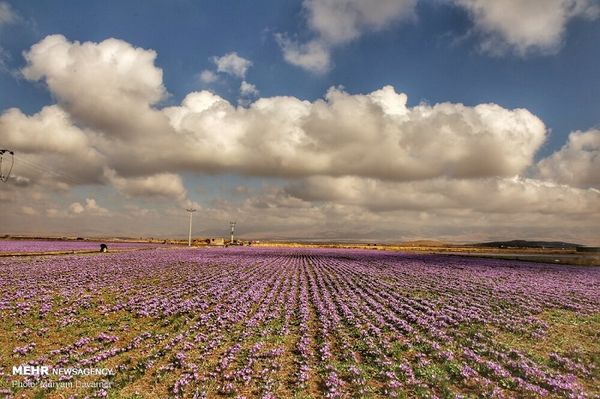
100, 243, 108, 253
206, 238, 225, 246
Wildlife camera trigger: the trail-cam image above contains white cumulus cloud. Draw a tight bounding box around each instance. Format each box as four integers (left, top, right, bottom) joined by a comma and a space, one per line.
21, 34, 168, 137
276, 36, 331, 74
0, 105, 105, 185
68, 198, 108, 215
0, 1, 17, 26
162, 85, 545, 180
452, 0, 600, 55
3, 35, 549, 184
197, 69, 218, 84
240, 81, 259, 97
279, 0, 598, 71
20, 206, 37, 216
285, 175, 600, 215
212, 52, 252, 78
104, 169, 188, 202
68, 202, 85, 214
305, 0, 417, 44
537, 129, 600, 188
278, 0, 416, 72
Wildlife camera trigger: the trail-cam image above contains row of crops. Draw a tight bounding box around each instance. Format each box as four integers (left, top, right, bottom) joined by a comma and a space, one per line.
0, 246, 598, 398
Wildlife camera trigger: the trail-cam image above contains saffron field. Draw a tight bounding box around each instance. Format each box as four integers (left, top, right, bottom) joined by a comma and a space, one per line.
0, 240, 162, 254
0, 246, 599, 398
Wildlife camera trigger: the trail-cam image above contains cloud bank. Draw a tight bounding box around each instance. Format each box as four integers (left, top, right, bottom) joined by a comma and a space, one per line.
5, 35, 548, 184
1, 35, 598, 242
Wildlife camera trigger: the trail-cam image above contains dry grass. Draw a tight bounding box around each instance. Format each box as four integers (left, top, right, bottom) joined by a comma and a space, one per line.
489, 309, 600, 396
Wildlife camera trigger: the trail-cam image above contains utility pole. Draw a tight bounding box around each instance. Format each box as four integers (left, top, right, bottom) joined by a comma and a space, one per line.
186, 208, 197, 247
0, 149, 14, 183
230, 221, 236, 244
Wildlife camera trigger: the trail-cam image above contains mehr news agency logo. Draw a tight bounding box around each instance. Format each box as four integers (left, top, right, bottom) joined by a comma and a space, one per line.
12, 364, 115, 376
10, 365, 114, 389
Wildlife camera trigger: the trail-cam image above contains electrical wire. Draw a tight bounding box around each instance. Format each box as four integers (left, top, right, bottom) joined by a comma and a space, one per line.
12, 154, 89, 186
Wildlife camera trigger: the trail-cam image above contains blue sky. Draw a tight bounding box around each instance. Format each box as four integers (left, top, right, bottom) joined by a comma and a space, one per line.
1, 0, 599, 243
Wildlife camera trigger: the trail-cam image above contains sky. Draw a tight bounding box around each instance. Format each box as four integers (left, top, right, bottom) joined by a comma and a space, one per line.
0, 0, 599, 244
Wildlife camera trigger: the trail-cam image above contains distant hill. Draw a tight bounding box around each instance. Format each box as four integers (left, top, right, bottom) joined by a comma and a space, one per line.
474, 240, 582, 249
398, 240, 448, 247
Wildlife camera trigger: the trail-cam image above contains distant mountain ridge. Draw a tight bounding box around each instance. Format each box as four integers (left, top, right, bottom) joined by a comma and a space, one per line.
474, 240, 582, 249
398, 240, 447, 247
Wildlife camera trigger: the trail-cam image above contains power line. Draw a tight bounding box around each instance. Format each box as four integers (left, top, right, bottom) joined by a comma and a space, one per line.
15, 155, 81, 185
12, 154, 89, 186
